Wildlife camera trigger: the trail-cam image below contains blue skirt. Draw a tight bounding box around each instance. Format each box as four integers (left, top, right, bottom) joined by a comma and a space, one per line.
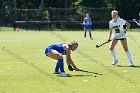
84, 25, 91, 30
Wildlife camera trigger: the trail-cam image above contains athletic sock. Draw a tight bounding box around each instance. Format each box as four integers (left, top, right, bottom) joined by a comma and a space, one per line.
54, 61, 59, 72
89, 32, 92, 38
57, 59, 65, 72
111, 50, 118, 61
84, 32, 86, 38
126, 51, 133, 65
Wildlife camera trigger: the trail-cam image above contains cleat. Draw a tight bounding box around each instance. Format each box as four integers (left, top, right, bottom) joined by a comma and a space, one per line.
60, 72, 67, 77
129, 61, 134, 67
112, 60, 118, 65
129, 65, 135, 67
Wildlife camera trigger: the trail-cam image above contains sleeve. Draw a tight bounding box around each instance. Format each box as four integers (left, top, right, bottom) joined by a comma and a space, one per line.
109, 22, 112, 29
121, 19, 126, 25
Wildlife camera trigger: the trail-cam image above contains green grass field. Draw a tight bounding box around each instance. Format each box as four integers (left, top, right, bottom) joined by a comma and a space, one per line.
0, 29, 140, 93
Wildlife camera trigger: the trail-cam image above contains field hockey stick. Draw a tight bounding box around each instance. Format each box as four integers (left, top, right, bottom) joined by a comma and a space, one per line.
133, 19, 140, 26
78, 69, 103, 75
96, 40, 111, 48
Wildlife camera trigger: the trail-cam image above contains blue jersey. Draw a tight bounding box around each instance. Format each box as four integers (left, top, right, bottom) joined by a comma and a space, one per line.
85, 18, 91, 25
45, 43, 66, 55
84, 17, 91, 30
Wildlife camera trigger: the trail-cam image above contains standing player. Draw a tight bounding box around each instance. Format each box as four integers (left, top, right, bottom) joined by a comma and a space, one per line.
83, 13, 93, 40
45, 41, 80, 77
108, 10, 134, 66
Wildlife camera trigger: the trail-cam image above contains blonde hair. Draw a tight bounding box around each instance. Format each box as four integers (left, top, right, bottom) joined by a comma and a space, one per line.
71, 41, 78, 46
86, 13, 89, 16
68, 41, 78, 47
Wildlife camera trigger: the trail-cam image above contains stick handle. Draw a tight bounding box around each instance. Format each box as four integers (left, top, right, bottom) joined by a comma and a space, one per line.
96, 40, 111, 48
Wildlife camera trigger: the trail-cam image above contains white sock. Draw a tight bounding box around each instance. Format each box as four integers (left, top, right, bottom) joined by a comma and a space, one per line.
111, 50, 118, 61
126, 51, 133, 65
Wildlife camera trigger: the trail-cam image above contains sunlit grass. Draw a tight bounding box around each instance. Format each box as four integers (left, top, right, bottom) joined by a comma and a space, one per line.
0, 30, 140, 93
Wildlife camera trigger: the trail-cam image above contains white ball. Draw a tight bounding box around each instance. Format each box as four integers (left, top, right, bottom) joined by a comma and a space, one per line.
93, 73, 97, 77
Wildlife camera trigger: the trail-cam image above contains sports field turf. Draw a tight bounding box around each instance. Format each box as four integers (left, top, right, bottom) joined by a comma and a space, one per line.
0, 29, 140, 93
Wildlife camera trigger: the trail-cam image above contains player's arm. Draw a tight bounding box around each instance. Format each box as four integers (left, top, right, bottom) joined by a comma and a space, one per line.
83, 18, 86, 25
65, 49, 79, 71
90, 18, 92, 25
138, 20, 140, 26
125, 22, 130, 32
137, 23, 140, 26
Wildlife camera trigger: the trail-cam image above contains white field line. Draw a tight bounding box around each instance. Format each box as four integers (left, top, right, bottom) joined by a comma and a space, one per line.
76, 50, 139, 54
73, 56, 140, 60
0, 38, 38, 42
0, 40, 22, 42
0, 61, 52, 64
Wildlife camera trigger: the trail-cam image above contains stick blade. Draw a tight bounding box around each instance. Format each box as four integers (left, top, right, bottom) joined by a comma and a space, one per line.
79, 70, 103, 75
96, 45, 99, 48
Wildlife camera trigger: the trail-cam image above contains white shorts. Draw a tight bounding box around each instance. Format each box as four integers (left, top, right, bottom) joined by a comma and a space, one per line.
112, 31, 126, 39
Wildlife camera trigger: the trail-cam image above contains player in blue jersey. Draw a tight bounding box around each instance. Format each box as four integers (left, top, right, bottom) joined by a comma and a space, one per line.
83, 13, 93, 40
45, 41, 80, 77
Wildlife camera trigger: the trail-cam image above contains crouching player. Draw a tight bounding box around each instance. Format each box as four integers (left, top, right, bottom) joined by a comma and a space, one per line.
45, 41, 80, 77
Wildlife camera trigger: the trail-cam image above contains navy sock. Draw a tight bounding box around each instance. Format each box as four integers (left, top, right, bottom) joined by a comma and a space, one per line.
57, 59, 65, 72
84, 32, 86, 38
89, 32, 92, 38
54, 61, 59, 72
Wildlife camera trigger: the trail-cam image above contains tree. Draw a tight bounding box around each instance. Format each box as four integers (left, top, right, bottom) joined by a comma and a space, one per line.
0, 0, 3, 21
17, 0, 40, 9
111, 0, 140, 19
0, 0, 16, 22
80, 0, 109, 8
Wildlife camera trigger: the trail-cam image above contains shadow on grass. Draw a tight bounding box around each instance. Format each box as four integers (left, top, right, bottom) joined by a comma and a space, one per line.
56, 72, 103, 77
67, 74, 93, 77
116, 65, 140, 68
56, 74, 92, 77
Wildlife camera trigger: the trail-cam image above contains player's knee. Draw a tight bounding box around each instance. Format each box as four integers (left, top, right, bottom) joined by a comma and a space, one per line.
109, 47, 114, 51
57, 54, 63, 59
123, 47, 128, 52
